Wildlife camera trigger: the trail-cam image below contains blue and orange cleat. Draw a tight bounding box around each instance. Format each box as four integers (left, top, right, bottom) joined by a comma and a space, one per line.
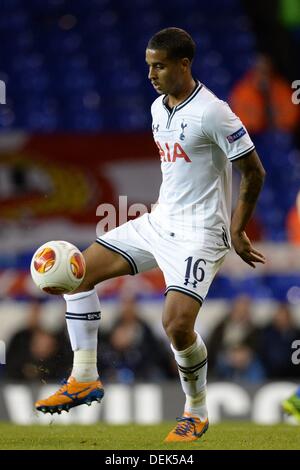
35, 376, 104, 414
282, 392, 300, 422
164, 412, 209, 442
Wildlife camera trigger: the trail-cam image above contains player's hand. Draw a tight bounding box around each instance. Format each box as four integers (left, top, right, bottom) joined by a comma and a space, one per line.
231, 230, 266, 268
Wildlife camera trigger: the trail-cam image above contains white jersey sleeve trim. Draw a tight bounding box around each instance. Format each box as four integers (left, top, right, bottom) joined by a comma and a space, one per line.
229, 145, 255, 161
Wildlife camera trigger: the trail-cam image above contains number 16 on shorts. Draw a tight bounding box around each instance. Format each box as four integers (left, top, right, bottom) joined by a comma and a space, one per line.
184, 257, 206, 289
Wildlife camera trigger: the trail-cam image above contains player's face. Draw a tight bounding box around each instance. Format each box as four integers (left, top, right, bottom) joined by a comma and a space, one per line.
146, 48, 186, 96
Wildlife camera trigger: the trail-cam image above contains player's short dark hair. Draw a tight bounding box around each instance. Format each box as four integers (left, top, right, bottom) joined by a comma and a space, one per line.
147, 27, 196, 62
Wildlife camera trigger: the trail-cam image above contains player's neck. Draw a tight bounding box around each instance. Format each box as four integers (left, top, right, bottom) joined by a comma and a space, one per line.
167, 78, 197, 108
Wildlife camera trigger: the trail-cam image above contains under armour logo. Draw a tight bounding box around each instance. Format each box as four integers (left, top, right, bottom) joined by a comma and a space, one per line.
179, 120, 187, 141
184, 278, 198, 288
153, 123, 159, 133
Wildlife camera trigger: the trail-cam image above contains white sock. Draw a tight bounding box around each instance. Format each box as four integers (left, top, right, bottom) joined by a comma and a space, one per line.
171, 332, 208, 421
72, 350, 98, 382
64, 288, 101, 382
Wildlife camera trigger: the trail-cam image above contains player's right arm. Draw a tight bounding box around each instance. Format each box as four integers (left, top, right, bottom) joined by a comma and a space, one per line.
231, 149, 266, 268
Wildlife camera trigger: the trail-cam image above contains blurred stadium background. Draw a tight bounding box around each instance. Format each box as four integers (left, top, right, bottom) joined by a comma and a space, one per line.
0, 0, 300, 428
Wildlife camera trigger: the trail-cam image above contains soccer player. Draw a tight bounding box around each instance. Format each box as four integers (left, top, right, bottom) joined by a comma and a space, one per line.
282, 387, 300, 422
36, 28, 266, 442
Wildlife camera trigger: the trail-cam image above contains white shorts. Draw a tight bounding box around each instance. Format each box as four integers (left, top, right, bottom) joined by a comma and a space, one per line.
97, 213, 228, 305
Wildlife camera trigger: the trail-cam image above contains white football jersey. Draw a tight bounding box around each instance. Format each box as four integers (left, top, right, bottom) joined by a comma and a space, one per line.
150, 81, 255, 248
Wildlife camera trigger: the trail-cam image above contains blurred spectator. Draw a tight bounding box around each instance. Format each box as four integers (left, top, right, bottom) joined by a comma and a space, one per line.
286, 190, 300, 245
207, 295, 259, 375
258, 302, 300, 379
215, 343, 266, 383
229, 54, 299, 134
5, 301, 72, 381
100, 294, 176, 383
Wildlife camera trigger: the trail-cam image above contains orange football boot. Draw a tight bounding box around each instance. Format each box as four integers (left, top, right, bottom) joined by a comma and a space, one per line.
164, 412, 209, 442
35, 376, 104, 414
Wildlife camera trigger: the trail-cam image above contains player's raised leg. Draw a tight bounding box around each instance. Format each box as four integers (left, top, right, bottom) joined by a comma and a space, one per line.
35, 241, 133, 414
162, 291, 209, 442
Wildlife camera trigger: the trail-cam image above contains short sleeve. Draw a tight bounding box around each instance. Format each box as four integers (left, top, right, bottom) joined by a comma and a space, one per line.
202, 100, 255, 161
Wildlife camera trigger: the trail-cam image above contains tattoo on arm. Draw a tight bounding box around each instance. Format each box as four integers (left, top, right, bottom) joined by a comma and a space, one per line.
239, 171, 264, 204
234, 150, 265, 204
231, 150, 265, 233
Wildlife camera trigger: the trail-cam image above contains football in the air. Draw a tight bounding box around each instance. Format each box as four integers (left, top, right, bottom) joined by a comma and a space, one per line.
30, 240, 86, 295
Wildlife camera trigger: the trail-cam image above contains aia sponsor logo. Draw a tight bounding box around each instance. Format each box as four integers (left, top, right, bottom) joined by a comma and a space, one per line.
155, 141, 191, 163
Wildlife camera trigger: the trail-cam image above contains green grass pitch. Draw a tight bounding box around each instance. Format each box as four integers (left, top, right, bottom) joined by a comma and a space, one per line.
0, 422, 299, 450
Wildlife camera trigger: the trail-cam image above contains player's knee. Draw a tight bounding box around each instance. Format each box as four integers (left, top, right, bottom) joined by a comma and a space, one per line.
163, 315, 193, 349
